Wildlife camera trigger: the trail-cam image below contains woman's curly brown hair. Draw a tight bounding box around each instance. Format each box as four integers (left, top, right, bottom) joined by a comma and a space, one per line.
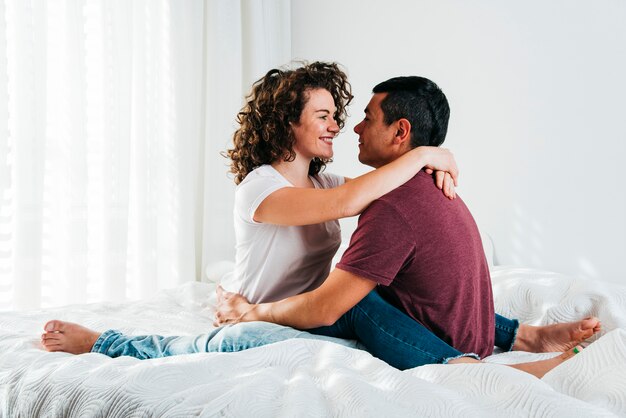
225, 62, 353, 184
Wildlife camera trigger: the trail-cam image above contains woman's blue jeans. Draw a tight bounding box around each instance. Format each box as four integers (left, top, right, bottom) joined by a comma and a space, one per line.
91, 290, 519, 370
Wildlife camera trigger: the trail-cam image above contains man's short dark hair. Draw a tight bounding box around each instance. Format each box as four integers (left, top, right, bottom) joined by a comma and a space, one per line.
373, 76, 449, 148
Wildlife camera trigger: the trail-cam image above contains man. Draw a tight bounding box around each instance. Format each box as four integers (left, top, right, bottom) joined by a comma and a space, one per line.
43, 77, 599, 377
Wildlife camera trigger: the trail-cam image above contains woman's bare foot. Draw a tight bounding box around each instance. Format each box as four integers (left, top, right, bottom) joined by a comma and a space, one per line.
41, 320, 101, 354
513, 318, 601, 352
508, 345, 583, 378
449, 345, 583, 379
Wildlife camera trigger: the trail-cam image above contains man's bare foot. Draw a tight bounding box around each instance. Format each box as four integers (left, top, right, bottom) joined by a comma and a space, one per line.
41, 320, 101, 355
513, 318, 601, 353
449, 346, 583, 379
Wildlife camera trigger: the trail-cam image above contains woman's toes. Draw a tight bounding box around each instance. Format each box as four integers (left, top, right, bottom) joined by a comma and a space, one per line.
44, 320, 66, 333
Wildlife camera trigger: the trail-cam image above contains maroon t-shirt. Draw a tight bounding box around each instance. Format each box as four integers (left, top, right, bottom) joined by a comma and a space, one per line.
337, 170, 495, 358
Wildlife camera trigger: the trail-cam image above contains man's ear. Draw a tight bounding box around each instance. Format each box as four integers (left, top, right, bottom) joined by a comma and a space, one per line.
393, 118, 411, 145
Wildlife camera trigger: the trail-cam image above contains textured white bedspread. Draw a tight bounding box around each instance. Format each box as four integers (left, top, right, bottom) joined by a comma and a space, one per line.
1, 266, 625, 417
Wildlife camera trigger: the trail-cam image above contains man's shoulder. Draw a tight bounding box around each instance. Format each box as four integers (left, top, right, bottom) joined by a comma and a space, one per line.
369, 170, 466, 222
374, 171, 431, 204
358, 196, 405, 230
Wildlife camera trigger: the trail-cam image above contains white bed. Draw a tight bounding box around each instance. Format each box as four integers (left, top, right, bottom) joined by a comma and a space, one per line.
1, 266, 625, 417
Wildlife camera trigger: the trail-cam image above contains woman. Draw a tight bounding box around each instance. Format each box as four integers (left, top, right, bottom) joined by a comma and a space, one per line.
220, 61, 458, 304
42, 63, 599, 376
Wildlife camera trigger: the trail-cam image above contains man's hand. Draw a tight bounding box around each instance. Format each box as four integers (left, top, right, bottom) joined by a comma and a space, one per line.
214, 285, 255, 326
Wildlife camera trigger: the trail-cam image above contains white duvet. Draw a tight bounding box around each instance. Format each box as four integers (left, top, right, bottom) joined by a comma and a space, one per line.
1, 266, 625, 417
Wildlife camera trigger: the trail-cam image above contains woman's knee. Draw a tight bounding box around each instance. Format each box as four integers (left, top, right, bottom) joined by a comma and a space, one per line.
209, 322, 299, 352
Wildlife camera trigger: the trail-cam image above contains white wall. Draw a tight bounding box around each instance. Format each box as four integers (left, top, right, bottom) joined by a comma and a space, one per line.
289, 0, 626, 284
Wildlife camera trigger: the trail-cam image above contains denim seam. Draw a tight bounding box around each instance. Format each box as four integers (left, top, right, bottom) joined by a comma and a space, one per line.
508, 319, 520, 352
494, 319, 519, 352
353, 303, 443, 363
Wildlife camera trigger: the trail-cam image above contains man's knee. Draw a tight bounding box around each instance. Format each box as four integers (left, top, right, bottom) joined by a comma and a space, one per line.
356, 289, 382, 307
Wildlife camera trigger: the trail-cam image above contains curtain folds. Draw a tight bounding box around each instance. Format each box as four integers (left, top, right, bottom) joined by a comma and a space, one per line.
200, 0, 291, 275
0, 0, 291, 310
0, 0, 205, 310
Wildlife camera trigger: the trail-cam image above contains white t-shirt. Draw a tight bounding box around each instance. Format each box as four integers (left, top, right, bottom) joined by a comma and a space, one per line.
220, 165, 344, 303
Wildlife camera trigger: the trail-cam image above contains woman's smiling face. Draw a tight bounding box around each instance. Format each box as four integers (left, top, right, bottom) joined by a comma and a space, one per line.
290, 88, 340, 160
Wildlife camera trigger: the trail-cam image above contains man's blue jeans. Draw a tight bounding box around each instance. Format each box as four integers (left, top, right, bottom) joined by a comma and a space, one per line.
92, 290, 518, 370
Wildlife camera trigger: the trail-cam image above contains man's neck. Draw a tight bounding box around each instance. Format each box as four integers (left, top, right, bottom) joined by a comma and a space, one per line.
368, 148, 411, 169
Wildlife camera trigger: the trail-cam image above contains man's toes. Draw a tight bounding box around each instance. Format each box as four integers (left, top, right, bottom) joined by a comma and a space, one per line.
580, 317, 602, 338
581, 317, 600, 329
581, 328, 594, 339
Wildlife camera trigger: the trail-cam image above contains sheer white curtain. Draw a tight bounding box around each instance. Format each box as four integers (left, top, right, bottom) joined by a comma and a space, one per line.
200, 0, 291, 276
0, 0, 205, 310
0, 0, 291, 311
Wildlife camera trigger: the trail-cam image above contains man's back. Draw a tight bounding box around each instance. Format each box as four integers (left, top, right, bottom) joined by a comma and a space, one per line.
337, 170, 495, 357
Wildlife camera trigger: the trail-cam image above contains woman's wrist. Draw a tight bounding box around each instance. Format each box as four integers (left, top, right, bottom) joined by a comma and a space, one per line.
411, 145, 428, 169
